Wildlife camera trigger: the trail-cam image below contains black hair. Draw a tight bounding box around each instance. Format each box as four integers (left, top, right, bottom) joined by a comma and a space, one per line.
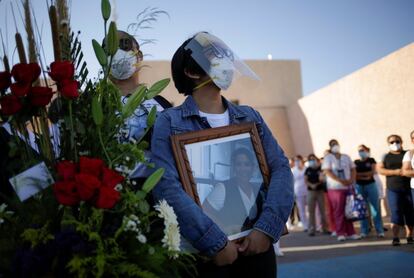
307, 153, 319, 161
387, 134, 402, 143
171, 33, 208, 95
295, 155, 303, 161
102, 30, 140, 53
358, 144, 370, 152
231, 147, 255, 164
329, 139, 338, 147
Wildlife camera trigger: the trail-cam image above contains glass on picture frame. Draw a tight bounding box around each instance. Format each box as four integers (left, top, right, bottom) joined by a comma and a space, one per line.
171, 123, 270, 240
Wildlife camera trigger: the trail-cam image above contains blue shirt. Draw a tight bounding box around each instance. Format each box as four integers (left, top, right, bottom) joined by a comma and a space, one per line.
151, 95, 293, 257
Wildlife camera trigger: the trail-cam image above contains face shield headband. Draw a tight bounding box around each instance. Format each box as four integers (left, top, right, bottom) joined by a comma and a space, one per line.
184, 33, 259, 90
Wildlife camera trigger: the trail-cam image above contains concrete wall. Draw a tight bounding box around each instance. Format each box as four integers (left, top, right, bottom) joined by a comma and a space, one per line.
140, 60, 303, 157
287, 43, 414, 162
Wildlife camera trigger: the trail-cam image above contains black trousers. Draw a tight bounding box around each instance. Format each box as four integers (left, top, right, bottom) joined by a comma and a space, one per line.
188, 246, 276, 278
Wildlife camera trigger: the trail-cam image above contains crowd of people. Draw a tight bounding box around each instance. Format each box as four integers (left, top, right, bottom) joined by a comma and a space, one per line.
286, 133, 414, 248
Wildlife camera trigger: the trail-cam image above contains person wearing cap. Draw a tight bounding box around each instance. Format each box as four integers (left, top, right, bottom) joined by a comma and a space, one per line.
150, 32, 293, 277
109, 31, 172, 183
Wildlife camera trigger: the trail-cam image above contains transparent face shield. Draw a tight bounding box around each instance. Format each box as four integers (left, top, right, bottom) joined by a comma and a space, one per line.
184, 32, 260, 90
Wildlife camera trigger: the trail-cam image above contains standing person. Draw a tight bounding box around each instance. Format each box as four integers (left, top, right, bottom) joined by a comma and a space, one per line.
305, 154, 329, 236
150, 32, 293, 277
354, 144, 384, 238
402, 130, 414, 206
287, 157, 298, 229
292, 155, 308, 231
379, 134, 414, 246
322, 139, 360, 241
109, 31, 172, 182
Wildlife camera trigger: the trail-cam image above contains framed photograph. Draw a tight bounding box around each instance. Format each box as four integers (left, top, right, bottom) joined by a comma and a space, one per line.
9, 162, 54, 202
171, 123, 271, 240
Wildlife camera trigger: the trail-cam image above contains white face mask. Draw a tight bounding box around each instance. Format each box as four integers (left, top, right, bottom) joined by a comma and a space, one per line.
331, 145, 340, 154
389, 143, 401, 152
110, 49, 139, 80
209, 57, 234, 90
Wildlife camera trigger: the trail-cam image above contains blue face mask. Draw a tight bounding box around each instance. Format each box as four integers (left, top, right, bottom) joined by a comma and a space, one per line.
359, 151, 369, 159
308, 160, 317, 168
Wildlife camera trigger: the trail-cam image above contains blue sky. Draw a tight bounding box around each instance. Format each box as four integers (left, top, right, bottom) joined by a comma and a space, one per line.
0, 0, 413, 95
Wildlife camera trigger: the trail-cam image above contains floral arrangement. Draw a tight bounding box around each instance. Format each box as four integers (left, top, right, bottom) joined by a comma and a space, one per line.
0, 0, 194, 277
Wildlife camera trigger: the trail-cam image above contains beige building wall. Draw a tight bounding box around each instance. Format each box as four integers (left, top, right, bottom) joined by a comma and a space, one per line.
140, 60, 303, 157
287, 42, 414, 163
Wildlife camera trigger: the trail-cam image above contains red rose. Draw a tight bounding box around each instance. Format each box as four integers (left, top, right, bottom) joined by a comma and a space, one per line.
56, 160, 77, 181
49, 61, 75, 83
79, 156, 104, 177
102, 167, 124, 188
29, 86, 54, 106
75, 173, 102, 201
0, 94, 23, 115
94, 186, 120, 209
0, 71, 11, 91
60, 79, 79, 99
53, 181, 80, 206
11, 63, 41, 84
10, 82, 31, 97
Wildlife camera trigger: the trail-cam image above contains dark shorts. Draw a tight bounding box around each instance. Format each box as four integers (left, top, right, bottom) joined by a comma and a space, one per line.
387, 189, 414, 226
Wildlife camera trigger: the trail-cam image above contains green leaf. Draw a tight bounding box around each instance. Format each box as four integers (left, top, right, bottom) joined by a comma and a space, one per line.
146, 106, 157, 128
92, 96, 104, 126
138, 200, 150, 214
92, 39, 107, 66
142, 168, 165, 194
121, 85, 147, 119
135, 190, 147, 200
101, 0, 111, 21
145, 78, 170, 100
107, 21, 119, 56
137, 141, 149, 150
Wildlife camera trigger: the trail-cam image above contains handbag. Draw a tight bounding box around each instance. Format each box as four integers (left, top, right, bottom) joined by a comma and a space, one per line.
345, 185, 368, 221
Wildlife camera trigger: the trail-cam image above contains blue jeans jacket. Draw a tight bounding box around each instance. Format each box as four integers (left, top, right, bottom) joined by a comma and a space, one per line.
151, 95, 293, 256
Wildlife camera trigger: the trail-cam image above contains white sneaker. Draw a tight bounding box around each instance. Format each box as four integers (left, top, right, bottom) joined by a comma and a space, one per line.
348, 234, 361, 240
331, 232, 337, 237
377, 233, 385, 238
337, 235, 346, 241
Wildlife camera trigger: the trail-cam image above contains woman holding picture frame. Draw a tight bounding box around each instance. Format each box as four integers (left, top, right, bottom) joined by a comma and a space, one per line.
151, 32, 293, 277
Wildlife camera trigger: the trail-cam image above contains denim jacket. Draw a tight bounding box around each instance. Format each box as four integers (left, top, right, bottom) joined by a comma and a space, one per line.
151, 95, 293, 257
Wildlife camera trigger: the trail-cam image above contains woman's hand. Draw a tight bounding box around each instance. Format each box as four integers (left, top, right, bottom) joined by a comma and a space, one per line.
213, 241, 239, 266
237, 230, 271, 256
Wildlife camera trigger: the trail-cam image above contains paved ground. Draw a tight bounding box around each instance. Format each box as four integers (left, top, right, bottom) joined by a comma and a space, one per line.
277, 219, 414, 278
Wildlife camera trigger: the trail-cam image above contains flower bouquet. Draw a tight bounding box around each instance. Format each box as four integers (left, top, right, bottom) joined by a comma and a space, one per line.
0, 0, 194, 277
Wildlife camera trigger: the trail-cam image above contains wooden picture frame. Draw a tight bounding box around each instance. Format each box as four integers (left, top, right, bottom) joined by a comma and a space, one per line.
171, 123, 274, 240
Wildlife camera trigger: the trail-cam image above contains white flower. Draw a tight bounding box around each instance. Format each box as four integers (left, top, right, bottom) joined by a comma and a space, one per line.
0, 203, 8, 213
129, 215, 140, 223
125, 156, 130, 162
115, 184, 123, 191
154, 200, 178, 225
125, 220, 137, 230
0, 203, 13, 226
162, 223, 181, 253
148, 247, 155, 255
154, 200, 181, 257
137, 234, 147, 244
